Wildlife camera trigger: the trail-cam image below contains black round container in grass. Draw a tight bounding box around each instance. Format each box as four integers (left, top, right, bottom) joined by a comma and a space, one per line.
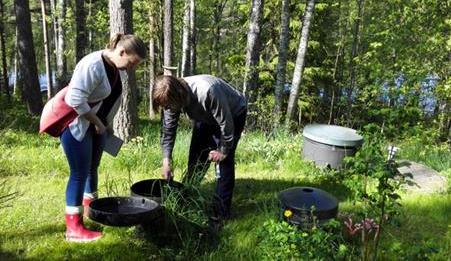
302, 124, 363, 169
130, 179, 183, 203
89, 197, 162, 227
279, 187, 338, 229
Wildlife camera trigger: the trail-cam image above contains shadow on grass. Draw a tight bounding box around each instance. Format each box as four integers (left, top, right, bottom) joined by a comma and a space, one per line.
0, 223, 63, 241
0, 223, 62, 260
213, 177, 352, 220
0, 251, 22, 261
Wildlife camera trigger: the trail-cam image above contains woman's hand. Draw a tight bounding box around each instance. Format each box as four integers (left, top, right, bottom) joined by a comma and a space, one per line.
95, 124, 107, 134
84, 110, 106, 135
106, 125, 114, 135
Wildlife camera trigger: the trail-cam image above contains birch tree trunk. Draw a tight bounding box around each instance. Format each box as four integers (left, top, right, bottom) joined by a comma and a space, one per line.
148, 0, 158, 119
163, 0, 175, 76
50, 0, 58, 52
181, 0, 190, 77
15, 0, 43, 114
40, 0, 53, 98
75, 0, 86, 62
159, 2, 164, 74
13, 27, 20, 97
49, 0, 59, 84
189, 0, 196, 75
242, 0, 263, 100
109, 0, 138, 141
285, 0, 315, 127
273, 0, 290, 126
56, 0, 66, 89
87, 0, 93, 51
0, 0, 8, 97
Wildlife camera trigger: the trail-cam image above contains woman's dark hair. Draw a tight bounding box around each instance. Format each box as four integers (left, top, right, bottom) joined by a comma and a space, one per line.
106, 33, 147, 59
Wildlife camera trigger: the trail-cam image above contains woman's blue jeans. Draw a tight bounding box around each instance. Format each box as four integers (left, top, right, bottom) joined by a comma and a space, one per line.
60, 126, 106, 206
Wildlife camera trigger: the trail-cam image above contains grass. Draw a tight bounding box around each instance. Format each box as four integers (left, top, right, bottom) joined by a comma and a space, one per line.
0, 110, 450, 260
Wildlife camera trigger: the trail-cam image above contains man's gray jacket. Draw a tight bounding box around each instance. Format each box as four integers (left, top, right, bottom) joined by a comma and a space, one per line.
161, 75, 247, 158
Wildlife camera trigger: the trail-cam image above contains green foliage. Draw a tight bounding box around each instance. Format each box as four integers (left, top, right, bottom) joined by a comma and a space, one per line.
398, 127, 451, 172
256, 219, 352, 260
0, 97, 40, 132
342, 128, 405, 260
141, 182, 214, 259
0, 107, 449, 259
237, 130, 301, 171
1, 0, 450, 258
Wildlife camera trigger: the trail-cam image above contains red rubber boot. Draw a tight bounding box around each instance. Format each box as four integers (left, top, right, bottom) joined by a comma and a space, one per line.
65, 213, 102, 242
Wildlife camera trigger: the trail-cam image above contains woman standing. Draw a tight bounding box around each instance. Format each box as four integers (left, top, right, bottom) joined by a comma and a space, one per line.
61, 34, 146, 242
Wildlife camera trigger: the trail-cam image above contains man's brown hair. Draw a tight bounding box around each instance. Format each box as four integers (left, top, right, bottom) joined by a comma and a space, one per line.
153, 75, 189, 111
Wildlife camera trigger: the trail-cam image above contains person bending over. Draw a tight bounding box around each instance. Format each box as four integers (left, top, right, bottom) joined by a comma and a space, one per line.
153, 74, 247, 220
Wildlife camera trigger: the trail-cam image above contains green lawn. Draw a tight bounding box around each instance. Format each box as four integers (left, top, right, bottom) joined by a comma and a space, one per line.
0, 119, 450, 260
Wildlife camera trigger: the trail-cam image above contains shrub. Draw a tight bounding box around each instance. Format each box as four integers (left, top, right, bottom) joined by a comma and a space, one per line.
256, 219, 351, 260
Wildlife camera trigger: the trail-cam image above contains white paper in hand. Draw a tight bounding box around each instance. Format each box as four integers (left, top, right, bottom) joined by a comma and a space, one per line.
104, 133, 123, 157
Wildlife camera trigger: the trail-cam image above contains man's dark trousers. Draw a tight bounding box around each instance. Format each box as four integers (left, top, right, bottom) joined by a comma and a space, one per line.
184, 111, 246, 218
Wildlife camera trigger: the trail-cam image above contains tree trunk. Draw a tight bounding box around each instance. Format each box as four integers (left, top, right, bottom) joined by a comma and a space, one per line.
109, 0, 138, 142
87, 0, 93, 51
348, 0, 364, 100
40, 0, 53, 99
189, 0, 196, 75
50, 0, 58, 48
49, 0, 58, 70
285, 0, 315, 127
208, 38, 213, 75
242, 0, 264, 100
13, 26, 20, 97
213, 0, 227, 75
148, 0, 158, 119
163, 0, 175, 76
56, 0, 67, 89
75, 0, 86, 62
273, 0, 290, 126
149, 37, 156, 119
15, 0, 43, 115
181, 0, 190, 77
158, 1, 164, 74
328, 0, 347, 125
0, 0, 9, 98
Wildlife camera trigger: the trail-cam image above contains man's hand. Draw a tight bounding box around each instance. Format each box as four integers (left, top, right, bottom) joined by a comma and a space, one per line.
208, 150, 226, 162
162, 158, 173, 180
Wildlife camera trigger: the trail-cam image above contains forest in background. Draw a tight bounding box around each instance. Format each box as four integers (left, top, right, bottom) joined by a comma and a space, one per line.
0, 0, 448, 142
0, 1, 450, 259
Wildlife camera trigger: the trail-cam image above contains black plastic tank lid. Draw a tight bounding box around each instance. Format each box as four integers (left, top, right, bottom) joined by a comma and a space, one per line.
279, 187, 338, 212
303, 124, 363, 147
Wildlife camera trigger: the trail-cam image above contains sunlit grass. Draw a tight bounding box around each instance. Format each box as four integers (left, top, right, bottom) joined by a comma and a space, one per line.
0, 120, 449, 260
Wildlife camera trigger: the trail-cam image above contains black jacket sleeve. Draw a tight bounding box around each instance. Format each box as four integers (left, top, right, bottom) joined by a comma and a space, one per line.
161, 109, 181, 159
